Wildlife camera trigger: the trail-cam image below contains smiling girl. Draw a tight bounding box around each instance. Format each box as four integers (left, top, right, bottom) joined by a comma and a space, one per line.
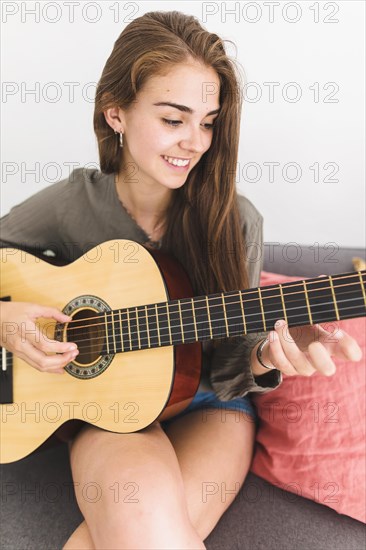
0, 11, 362, 549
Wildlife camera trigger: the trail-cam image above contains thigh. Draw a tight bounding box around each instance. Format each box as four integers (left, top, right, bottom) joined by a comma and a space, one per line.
68, 421, 197, 547
161, 407, 256, 541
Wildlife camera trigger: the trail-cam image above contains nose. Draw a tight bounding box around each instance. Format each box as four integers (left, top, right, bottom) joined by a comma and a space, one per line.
179, 124, 209, 155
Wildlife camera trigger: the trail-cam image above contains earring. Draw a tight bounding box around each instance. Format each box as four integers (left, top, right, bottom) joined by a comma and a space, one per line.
114, 129, 123, 148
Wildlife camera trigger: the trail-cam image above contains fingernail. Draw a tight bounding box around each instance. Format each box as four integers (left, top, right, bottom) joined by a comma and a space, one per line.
68, 344, 77, 351
275, 320, 285, 328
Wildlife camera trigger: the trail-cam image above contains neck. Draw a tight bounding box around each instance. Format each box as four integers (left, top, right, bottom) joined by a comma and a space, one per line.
115, 170, 172, 227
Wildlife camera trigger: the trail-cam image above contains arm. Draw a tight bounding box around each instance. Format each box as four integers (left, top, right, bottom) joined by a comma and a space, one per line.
208, 205, 283, 401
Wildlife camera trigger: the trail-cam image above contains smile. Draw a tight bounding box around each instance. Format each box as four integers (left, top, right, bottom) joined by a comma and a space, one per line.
162, 155, 190, 167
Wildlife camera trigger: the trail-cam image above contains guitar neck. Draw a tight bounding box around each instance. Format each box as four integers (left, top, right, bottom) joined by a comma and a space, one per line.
89, 270, 366, 354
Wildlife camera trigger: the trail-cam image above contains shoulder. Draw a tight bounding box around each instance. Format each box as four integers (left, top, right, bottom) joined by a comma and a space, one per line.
27, 167, 113, 207
236, 192, 263, 229
40, 166, 111, 193
63, 167, 112, 193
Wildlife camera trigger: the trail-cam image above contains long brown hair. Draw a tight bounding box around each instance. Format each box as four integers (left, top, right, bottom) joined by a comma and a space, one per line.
93, 10, 250, 296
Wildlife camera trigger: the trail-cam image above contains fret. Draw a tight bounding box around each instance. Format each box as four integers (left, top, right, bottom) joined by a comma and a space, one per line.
138, 304, 150, 349
220, 291, 246, 338
358, 271, 366, 307
261, 284, 286, 330
300, 276, 333, 325
220, 294, 229, 337
240, 288, 265, 333
165, 300, 182, 345
127, 308, 132, 350
112, 310, 122, 353
145, 304, 159, 348
120, 308, 131, 352
258, 288, 266, 331
144, 305, 150, 348
303, 281, 313, 325
103, 311, 115, 356
127, 307, 139, 351
206, 293, 229, 339
156, 302, 170, 346
179, 297, 199, 342
111, 310, 117, 353
332, 272, 365, 320
191, 297, 210, 342
178, 300, 185, 343
118, 310, 124, 352
191, 299, 198, 341
328, 276, 340, 321
281, 280, 311, 327
104, 312, 110, 354
205, 296, 213, 339
238, 291, 247, 334
135, 306, 141, 349
279, 284, 288, 324
134, 305, 147, 350
166, 303, 172, 345
155, 304, 161, 347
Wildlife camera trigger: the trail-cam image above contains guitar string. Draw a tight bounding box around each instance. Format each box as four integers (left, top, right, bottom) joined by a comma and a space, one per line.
56, 287, 366, 354
58, 276, 365, 334
57, 296, 364, 355
0, 300, 363, 364
1, 302, 361, 368
64, 302, 365, 359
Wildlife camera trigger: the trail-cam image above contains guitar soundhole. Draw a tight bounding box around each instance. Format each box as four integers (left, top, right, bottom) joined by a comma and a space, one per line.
66, 308, 105, 365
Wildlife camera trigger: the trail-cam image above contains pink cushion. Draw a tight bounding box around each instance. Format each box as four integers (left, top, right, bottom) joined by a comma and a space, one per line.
250, 271, 366, 523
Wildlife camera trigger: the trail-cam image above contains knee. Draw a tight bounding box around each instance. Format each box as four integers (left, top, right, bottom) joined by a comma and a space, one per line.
102, 461, 186, 517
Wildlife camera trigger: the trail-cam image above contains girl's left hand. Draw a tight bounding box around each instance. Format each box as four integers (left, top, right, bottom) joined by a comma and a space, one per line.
262, 319, 363, 376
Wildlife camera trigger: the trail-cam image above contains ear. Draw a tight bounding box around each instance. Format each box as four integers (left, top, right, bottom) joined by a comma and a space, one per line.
103, 105, 126, 133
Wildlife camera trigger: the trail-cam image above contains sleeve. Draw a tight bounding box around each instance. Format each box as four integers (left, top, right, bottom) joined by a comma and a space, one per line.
0, 173, 77, 263
209, 211, 283, 401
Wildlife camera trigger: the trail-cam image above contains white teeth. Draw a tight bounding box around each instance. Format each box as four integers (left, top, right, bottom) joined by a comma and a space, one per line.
163, 155, 189, 167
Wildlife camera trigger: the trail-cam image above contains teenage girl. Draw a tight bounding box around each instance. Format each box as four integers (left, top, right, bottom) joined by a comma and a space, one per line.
0, 11, 362, 549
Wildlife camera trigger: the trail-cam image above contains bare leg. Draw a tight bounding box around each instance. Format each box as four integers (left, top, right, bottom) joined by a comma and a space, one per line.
63, 520, 95, 549
63, 421, 205, 549
162, 408, 256, 540
63, 408, 255, 548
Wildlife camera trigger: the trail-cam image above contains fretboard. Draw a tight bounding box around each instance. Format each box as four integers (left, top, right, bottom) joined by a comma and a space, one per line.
69, 270, 366, 354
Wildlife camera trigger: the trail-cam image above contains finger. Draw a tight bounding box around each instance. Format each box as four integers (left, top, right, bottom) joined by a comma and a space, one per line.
17, 343, 79, 374
36, 335, 78, 354
313, 324, 363, 362
19, 320, 78, 354
271, 320, 317, 376
307, 341, 337, 376
19, 323, 78, 355
267, 327, 297, 375
28, 304, 72, 323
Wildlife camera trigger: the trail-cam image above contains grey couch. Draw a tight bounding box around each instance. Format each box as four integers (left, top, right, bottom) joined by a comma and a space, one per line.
1, 243, 365, 550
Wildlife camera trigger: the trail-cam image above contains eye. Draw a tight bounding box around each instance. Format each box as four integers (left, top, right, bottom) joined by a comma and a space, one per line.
162, 118, 182, 127
202, 123, 214, 130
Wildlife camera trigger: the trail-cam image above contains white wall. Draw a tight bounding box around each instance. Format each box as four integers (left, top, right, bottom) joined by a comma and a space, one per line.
1, 0, 365, 249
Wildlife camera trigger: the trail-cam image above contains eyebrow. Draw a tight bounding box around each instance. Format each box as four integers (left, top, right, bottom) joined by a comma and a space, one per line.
153, 101, 220, 116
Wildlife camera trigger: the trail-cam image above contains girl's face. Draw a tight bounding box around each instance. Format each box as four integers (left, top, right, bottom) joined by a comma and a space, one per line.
116, 61, 221, 190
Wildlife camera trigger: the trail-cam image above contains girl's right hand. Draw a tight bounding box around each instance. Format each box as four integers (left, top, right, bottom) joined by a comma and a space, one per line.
0, 301, 79, 374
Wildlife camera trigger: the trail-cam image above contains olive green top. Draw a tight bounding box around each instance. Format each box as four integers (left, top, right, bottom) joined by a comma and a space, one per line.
0, 167, 282, 400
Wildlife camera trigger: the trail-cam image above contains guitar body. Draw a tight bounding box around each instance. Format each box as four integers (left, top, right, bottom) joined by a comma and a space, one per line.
0, 240, 201, 463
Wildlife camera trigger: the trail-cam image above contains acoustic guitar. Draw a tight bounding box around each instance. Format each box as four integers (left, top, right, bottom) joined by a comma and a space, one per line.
0, 240, 365, 463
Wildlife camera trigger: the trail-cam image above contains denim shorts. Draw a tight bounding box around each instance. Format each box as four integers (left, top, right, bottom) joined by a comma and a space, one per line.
163, 391, 258, 425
